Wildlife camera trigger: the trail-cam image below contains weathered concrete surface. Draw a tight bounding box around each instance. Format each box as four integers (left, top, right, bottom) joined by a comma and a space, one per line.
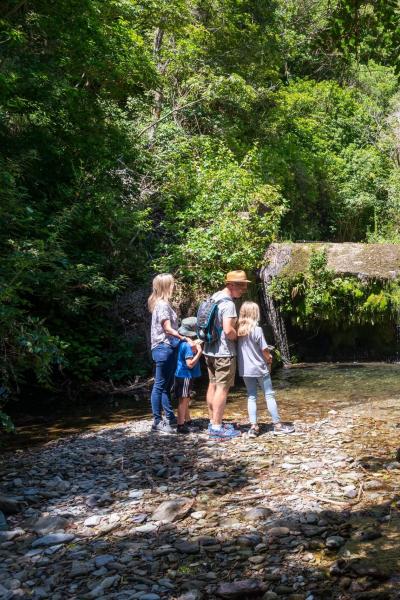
263, 242, 400, 280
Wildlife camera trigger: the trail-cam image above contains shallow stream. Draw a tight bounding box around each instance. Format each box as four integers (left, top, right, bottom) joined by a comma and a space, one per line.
2, 362, 400, 450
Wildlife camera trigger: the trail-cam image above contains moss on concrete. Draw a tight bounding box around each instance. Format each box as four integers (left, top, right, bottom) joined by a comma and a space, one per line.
264, 242, 400, 280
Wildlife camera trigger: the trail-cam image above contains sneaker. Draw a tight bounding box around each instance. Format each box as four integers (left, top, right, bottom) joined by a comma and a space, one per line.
273, 423, 295, 435
207, 422, 235, 432
177, 424, 190, 434
209, 426, 241, 441
152, 420, 176, 435
248, 425, 259, 438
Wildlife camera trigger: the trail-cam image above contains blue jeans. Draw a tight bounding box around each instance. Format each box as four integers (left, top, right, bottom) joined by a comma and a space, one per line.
151, 343, 177, 425
243, 374, 280, 425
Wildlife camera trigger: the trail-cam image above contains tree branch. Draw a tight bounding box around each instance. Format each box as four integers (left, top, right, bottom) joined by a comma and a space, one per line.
138, 96, 207, 138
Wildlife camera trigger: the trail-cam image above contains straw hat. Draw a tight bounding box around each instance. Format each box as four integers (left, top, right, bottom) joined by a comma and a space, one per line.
225, 270, 251, 283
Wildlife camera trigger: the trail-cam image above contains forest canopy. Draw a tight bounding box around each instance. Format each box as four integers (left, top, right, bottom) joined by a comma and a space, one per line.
1, 0, 400, 411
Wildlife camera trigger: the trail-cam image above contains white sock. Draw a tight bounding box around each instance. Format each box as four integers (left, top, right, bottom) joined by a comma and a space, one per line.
211, 424, 222, 431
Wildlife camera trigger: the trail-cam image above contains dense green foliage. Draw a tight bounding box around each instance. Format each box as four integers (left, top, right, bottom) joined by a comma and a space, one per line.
1, 0, 400, 408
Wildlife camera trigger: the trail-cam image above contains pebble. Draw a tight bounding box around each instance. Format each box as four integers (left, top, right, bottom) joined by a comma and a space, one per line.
175, 541, 199, 554
1, 412, 399, 600
325, 535, 345, 549
0, 495, 20, 515
244, 507, 273, 521
0, 511, 8, 531
267, 526, 290, 537
191, 511, 206, 520
29, 515, 70, 534
343, 485, 357, 499
133, 523, 158, 533
86, 574, 120, 598
216, 579, 266, 598
177, 592, 203, 600
84, 515, 102, 527
95, 554, 115, 567
150, 498, 193, 523
0, 528, 25, 541
32, 533, 75, 547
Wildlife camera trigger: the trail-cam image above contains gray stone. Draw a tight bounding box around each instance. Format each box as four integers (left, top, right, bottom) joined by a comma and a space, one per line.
353, 528, 381, 542
177, 592, 203, 600
133, 523, 158, 533
191, 511, 206, 520
86, 575, 120, 598
203, 471, 227, 480
23, 488, 40, 497
0, 528, 25, 541
216, 579, 266, 598
150, 498, 193, 523
386, 461, 400, 470
0, 495, 20, 515
32, 533, 75, 547
30, 515, 70, 534
343, 485, 357, 499
140, 595, 161, 600
326, 535, 345, 549
71, 561, 93, 577
95, 554, 116, 568
248, 555, 265, 564
244, 507, 273, 522
175, 541, 199, 554
267, 527, 290, 537
84, 515, 102, 527
0, 510, 8, 531
305, 512, 319, 524
128, 490, 144, 499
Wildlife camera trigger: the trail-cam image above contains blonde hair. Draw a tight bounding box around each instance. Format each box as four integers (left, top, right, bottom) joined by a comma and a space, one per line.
238, 301, 260, 337
148, 273, 175, 313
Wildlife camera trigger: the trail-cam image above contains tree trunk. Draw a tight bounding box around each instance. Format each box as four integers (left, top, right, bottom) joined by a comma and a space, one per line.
147, 28, 164, 144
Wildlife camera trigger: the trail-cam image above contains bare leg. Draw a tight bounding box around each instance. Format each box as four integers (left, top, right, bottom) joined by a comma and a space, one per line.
206, 382, 215, 423
177, 397, 190, 425
212, 384, 229, 426
185, 405, 191, 422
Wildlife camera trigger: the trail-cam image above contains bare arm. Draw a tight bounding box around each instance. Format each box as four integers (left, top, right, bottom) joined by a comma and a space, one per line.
223, 316, 237, 341
185, 345, 203, 369
162, 319, 195, 347
262, 348, 273, 371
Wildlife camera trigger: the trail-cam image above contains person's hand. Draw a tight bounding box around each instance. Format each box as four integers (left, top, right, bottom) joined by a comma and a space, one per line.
195, 341, 203, 354
265, 352, 273, 365
186, 337, 197, 348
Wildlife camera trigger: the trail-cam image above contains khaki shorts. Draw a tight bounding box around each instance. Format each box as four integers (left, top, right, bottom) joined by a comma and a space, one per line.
205, 356, 236, 389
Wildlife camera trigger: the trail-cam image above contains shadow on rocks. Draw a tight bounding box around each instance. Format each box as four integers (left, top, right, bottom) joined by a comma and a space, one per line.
1, 424, 400, 599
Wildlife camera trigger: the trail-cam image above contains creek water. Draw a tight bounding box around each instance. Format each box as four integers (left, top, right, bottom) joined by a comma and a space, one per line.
2, 362, 400, 451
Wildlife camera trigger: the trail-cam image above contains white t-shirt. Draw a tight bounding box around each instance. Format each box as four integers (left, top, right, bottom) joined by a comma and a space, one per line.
203, 291, 237, 357
237, 325, 269, 377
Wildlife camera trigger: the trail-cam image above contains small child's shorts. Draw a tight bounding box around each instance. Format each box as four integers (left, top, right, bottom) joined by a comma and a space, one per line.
174, 377, 193, 399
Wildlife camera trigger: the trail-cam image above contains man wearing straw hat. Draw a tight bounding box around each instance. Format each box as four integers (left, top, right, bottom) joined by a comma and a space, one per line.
204, 270, 250, 440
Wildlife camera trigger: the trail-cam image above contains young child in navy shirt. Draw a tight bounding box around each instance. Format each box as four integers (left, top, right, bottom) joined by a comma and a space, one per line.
175, 317, 203, 434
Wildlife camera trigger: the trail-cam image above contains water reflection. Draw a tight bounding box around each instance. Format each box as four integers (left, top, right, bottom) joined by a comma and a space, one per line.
2, 362, 400, 450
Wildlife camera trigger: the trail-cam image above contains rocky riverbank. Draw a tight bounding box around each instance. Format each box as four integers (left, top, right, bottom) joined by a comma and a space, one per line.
1, 404, 400, 600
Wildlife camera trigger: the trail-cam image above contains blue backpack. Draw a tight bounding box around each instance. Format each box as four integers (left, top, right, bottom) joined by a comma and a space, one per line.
196, 296, 230, 343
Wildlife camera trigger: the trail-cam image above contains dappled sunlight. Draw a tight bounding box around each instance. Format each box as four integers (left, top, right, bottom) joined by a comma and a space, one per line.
1, 366, 400, 598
